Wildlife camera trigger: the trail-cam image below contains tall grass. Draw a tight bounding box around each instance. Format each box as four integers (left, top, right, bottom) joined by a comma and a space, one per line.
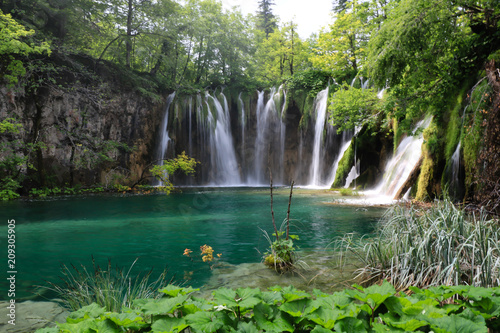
338, 200, 500, 290
44, 257, 173, 311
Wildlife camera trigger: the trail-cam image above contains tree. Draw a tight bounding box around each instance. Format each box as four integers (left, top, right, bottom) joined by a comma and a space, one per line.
0, 9, 50, 85
310, 0, 370, 80
332, 0, 349, 13
256, 0, 277, 38
150, 152, 198, 194
367, 0, 500, 122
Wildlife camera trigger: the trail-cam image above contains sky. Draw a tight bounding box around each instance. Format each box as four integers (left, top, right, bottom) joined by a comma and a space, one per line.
220, 0, 334, 39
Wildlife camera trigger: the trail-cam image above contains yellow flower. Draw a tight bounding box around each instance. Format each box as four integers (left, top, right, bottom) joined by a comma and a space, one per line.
217, 253, 222, 258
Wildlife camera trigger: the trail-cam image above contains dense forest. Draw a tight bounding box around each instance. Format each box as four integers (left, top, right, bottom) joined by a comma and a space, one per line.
0, 0, 499, 212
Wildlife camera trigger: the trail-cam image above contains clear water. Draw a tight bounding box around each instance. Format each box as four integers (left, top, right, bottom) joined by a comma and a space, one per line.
0, 188, 385, 300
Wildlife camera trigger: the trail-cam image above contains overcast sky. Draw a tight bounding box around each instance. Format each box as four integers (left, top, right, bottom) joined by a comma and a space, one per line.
220, 0, 333, 39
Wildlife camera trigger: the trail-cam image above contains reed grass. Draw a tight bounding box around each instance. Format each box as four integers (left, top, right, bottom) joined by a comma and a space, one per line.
44, 257, 173, 311
338, 200, 500, 290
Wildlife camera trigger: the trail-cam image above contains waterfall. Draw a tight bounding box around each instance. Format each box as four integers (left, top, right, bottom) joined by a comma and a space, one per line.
250, 87, 286, 185
325, 130, 354, 187
373, 117, 432, 197
155, 92, 176, 186
309, 87, 329, 186
449, 141, 462, 199
205, 92, 241, 185
155, 87, 354, 187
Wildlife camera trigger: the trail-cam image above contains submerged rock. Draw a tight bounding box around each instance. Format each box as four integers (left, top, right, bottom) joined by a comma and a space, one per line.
0, 300, 68, 332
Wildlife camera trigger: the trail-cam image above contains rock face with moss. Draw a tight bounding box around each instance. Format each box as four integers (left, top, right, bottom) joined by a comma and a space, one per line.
0, 54, 165, 191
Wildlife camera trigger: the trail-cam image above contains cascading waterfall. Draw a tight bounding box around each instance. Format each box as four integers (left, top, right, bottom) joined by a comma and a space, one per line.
373, 117, 432, 197
250, 87, 286, 185
205, 92, 241, 185
155, 92, 176, 186
309, 87, 330, 186
449, 141, 462, 199
156, 87, 352, 187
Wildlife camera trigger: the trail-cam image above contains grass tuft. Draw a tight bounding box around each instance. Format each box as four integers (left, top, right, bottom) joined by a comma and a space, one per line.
337, 200, 500, 290
42, 257, 173, 311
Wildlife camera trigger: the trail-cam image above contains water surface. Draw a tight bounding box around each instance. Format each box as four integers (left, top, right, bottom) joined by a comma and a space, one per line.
0, 188, 385, 300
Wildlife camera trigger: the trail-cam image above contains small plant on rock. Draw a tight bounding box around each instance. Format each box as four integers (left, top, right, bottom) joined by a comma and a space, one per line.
263, 177, 298, 272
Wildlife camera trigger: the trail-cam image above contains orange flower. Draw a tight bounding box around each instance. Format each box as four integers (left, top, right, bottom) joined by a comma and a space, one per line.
217, 253, 222, 258
183, 248, 193, 257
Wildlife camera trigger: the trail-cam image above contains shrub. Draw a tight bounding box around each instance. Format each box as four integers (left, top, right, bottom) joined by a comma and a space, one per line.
41, 258, 173, 312
338, 200, 500, 290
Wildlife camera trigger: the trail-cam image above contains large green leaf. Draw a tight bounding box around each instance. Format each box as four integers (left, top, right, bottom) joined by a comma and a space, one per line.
67, 303, 106, 323
235, 287, 262, 310
213, 288, 238, 307
280, 285, 310, 302
233, 321, 260, 333
151, 317, 188, 333
253, 302, 294, 332
185, 311, 224, 333
105, 312, 147, 330
58, 317, 119, 333
140, 295, 189, 315
261, 290, 283, 304
347, 280, 396, 313
334, 317, 368, 333
279, 298, 314, 317
425, 309, 488, 333
306, 306, 349, 330
159, 285, 199, 297
311, 325, 334, 333
380, 312, 428, 331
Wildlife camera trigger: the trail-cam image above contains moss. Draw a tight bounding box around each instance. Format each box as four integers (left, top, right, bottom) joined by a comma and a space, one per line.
462, 80, 490, 195
416, 119, 440, 201
392, 118, 402, 153
331, 140, 355, 188
415, 151, 434, 201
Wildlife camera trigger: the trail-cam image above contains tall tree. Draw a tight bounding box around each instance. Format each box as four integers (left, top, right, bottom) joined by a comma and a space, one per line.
256, 0, 277, 38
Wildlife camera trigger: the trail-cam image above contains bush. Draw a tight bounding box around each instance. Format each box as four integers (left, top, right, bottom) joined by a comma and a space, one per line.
36, 282, 500, 332
41, 258, 173, 312
338, 200, 500, 290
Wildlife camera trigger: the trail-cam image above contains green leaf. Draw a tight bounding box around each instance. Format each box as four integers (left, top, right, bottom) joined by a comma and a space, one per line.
185, 311, 224, 333
380, 312, 428, 331
213, 288, 238, 307
280, 285, 310, 302
311, 325, 334, 333
372, 322, 407, 332
346, 281, 396, 313
105, 312, 147, 330
279, 298, 314, 317
253, 302, 294, 332
236, 287, 262, 310
140, 295, 189, 315
67, 303, 106, 323
234, 321, 260, 333
151, 317, 188, 333
306, 306, 349, 330
425, 309, 488, 333
159, 285, 199, 297
262, 290, 283, 304
334, 317, 368, 333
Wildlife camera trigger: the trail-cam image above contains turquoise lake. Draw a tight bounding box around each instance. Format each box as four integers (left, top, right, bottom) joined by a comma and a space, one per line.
0, 188, 386, 300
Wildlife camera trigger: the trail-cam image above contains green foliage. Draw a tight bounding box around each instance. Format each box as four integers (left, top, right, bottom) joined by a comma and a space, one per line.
0, 9, 51, 85
41, 258, 173, 312
285, 69, 332, 97
337, 200, 500, 290
150, 151, 198, 194
37, 282, 500, 332
0, 118, 44, 200
329, 83, 380, 132
462, 78, 492, 193
332, 141, 354, 188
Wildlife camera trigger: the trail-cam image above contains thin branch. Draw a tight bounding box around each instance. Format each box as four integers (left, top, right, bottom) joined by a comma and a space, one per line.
270, 170, 279, 241
286, 180, 294, 240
